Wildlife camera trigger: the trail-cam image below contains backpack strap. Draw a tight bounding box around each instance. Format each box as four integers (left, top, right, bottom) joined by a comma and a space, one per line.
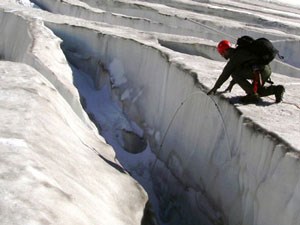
266, 77, 274, 85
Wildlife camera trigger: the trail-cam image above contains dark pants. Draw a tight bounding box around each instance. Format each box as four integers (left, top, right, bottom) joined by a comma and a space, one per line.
231, 65, 275, 96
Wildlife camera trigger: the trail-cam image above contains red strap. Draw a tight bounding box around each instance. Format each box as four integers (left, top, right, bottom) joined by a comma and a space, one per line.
253, 71, 262, 93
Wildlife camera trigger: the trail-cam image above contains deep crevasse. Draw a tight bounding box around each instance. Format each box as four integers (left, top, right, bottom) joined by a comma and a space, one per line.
1, 1, 300, 225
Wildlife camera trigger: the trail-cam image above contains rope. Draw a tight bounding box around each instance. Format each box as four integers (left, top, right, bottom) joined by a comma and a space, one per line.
282, 101, 300, 109
186, 18, 236, 41
150, 91, 232, 172
266, 96, 300, 109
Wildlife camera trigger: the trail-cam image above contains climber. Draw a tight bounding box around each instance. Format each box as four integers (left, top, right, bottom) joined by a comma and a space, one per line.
207, 39, 285, 104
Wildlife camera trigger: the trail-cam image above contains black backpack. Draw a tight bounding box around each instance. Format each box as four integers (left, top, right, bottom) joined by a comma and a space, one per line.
236, 36, 281, 65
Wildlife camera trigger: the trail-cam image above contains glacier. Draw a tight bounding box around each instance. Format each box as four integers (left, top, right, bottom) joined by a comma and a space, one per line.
0, 0, 300, 225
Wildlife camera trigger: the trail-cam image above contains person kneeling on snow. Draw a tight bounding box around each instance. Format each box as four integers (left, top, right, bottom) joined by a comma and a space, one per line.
207, 39, 285, 104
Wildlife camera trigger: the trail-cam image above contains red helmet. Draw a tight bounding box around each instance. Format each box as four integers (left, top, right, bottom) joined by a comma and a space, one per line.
217, 40, 231, 55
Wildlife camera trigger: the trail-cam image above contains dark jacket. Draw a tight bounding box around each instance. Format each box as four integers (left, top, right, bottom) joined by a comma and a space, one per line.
213, 47, 261, 89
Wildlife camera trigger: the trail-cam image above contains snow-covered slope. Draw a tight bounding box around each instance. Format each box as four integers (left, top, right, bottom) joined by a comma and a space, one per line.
0, 61, 147, 225
0, 0, 300, 225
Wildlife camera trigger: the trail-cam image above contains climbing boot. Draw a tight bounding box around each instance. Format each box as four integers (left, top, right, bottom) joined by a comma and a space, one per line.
275, 85, 285, 103
240, 93, 260, 104
258, 85, 285, 103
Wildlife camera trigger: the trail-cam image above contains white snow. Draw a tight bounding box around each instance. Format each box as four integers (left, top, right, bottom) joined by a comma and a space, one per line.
1, 0, 300, 225
0, 61, 147, 225
266, 0, 300, 7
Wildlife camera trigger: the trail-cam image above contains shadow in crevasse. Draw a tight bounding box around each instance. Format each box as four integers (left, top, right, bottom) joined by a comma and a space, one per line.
97, 154, 127, 174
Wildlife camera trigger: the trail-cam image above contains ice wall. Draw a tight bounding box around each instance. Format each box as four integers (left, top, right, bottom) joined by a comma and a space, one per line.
0, 7, 91, 127
43, 20, 300, 225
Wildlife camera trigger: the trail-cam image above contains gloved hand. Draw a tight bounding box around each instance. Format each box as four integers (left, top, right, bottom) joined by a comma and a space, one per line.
207, 87, 218, 95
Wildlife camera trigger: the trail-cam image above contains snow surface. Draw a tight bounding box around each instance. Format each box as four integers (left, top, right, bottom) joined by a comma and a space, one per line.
1, 0, 300, 225
0, 61, 147, 225
263, 0, 300, 7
